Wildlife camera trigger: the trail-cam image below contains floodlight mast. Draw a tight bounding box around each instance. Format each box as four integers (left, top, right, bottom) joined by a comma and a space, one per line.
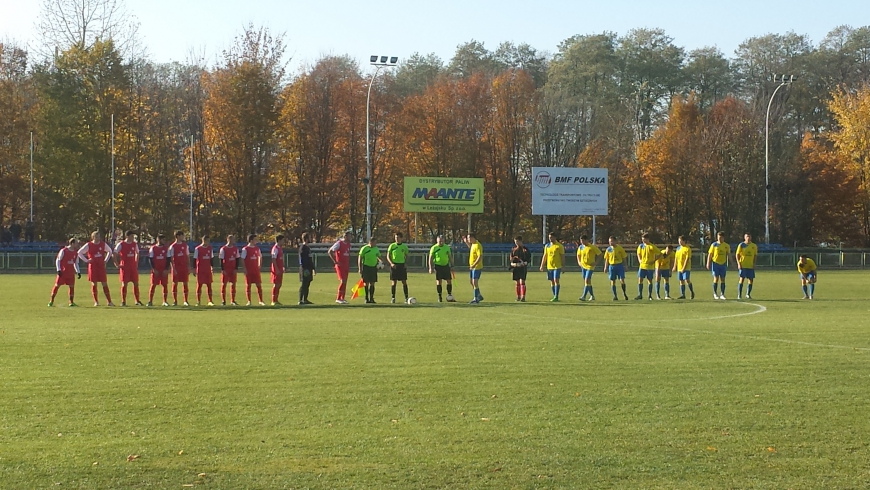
365, 55, 398, 241
764, 74, 797, 245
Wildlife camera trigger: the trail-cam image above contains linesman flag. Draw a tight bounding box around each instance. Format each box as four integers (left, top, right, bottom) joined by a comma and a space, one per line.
350, 278, 365, 300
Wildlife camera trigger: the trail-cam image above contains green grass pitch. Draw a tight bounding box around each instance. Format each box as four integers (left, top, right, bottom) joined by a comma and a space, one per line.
2, 270, 869, 488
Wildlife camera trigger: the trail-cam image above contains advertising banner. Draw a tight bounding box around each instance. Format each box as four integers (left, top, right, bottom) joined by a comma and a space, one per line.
403, 177, 484, 213
531, 167, 608, 215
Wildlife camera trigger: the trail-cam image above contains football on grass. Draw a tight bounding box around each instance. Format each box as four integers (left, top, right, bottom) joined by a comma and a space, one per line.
407, 297, 417, 304
446, 294, 455, 302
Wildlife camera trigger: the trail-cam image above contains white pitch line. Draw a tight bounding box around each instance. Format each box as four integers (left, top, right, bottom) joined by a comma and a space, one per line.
495, 302, 870, 352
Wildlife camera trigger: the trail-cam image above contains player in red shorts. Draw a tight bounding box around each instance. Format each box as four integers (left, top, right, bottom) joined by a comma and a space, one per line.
270, 234, 286, 305
219, 234, 240, 305
168, 230, 191, 306
193, 235, 215, 306
77, 230, 115, 306
49, 237, 81, 307
328, 231, 352, 304
241, 233, 264, 306
113, 230, 143, 306
148, 234, 170, 306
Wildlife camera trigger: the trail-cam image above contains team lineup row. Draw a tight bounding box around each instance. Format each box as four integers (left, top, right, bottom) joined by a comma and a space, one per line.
47, 230, 820, 308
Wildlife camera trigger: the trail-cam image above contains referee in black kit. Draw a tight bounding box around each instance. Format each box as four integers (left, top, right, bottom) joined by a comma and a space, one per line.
298, 232, 315, 305
510, 235, 531, 302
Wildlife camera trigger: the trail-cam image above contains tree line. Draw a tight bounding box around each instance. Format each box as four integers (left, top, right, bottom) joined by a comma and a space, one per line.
2, 4, 870, 246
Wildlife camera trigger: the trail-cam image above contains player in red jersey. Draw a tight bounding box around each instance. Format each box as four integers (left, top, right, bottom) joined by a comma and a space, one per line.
49, 237, 81, 307
241, 233, 264, 306
219, 234, 240, 306
77, 230, 115, 306
148, 234, 170, 306
270, 234, 286, 306
193, 235, 215, 306
328, 231, 352, 304
113, 230, 143, 306
168, 230, 191, 306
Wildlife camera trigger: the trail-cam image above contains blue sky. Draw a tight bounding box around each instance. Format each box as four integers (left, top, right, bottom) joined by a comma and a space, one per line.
2, 0, 867, 69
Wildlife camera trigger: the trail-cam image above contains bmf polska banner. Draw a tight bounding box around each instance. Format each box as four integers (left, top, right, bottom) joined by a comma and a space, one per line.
531, 167, 608, 216
403, 177, 484, 213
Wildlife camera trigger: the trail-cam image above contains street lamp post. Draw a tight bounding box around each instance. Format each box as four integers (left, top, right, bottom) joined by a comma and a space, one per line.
765, 74, 796, 245
365, 55, 398, 241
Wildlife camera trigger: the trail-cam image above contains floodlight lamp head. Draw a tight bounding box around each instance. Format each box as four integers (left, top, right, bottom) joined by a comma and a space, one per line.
390, 56, 398, 64
370, 55, 378, 63
380, 56, 388, 63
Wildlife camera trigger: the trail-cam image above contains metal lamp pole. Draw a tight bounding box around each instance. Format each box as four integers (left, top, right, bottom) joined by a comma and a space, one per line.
764, 74, 796, 245
365, 55, 398, 240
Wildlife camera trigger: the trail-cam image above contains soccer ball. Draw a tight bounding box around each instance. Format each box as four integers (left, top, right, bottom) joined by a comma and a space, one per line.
377, 262, 384, 270
446, 294, 455, 302
407, 297, 417, 304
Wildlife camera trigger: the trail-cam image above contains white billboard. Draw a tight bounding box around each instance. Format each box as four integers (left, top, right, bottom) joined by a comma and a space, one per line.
531, 167, 608, 216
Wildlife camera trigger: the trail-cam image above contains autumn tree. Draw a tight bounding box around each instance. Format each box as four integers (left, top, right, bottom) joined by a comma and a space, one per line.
33, 39, 131, 238
279, 56, 363, 241
202, 25, 285, 236
637, 95, 705, 240
801, 133, 863, 245
0, 42, 34, 226
827, 84, 870, 245
34, 0, 141, 60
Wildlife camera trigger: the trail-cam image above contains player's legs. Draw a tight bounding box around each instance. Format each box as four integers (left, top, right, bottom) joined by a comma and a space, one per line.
91, 282, 99, 304
172, 280, 179, 304
100, 281, 113, 305
654, 271, 662, 299
256, 282, 264, 304
221, 277, 227, 304
182, 281, 189, 303
469, 270, 482, 302
121, 281, 128, 305
401, 280, 409, 301
196, 282, 203, 304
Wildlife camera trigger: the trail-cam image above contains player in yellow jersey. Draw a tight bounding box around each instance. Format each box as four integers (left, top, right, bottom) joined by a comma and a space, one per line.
576, 235, 601, 301
672, 235, 695, 300
655, 244, 674, 300
635, 233, 660, 300
797, 254, 817, 299
466, 233, 484, 304
735, 233, 758, 300
705, 231, 730, 300
603, 236, 630, 300
539, 233, 565, 302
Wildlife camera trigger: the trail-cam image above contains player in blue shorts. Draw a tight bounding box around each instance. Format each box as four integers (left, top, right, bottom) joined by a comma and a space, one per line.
672, 236, 695, 300
539, 233, 565, 302
635, 233, 660, 300
603, 236, 629, 300
706, 231, 730, 300
797, 254, 817, 300
576, 235, 601, 301
655, 245, 674, 300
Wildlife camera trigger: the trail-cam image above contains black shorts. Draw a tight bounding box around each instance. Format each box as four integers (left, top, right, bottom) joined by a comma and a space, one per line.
434, 264, 452, 281
390, 263, 407, 281
512, 266, 528, 281
362, 265, 378, 283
